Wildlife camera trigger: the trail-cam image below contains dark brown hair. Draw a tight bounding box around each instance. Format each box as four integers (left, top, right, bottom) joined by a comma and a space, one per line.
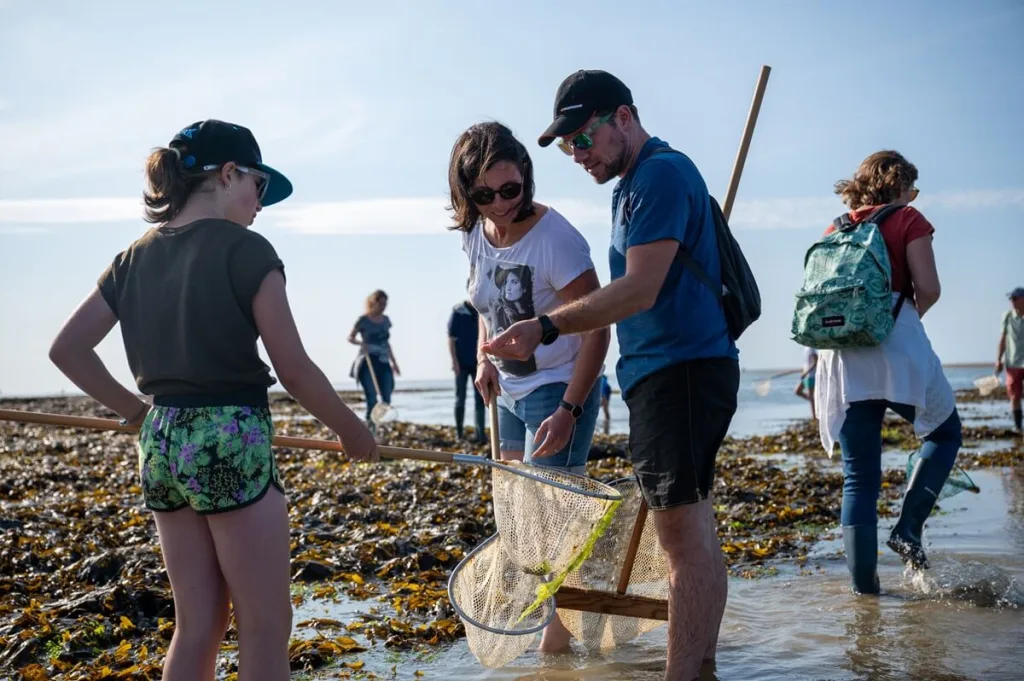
142, 147, 216, 224
834, 150, 918, 209
447, 121, 536, 232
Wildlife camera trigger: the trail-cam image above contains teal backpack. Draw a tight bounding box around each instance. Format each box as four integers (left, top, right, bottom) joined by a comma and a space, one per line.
791, 204, 908, 349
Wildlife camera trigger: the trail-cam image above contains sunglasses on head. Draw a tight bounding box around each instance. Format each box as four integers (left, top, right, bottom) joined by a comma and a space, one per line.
469, 181, 523, 205
203, 163, 271, 202
557, 112, 614, 156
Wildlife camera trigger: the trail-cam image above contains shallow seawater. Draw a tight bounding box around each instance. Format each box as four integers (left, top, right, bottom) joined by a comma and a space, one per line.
291, 465, 1023, 680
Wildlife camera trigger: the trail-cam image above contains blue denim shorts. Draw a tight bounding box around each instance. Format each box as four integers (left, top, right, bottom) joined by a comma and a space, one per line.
496, 380, 601, 471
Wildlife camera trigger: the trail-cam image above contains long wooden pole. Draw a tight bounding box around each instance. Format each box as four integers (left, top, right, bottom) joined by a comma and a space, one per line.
0, 408, 453, 464
609, 64, 772, 599
488, 399, 500, 461
721, 64, 772, 222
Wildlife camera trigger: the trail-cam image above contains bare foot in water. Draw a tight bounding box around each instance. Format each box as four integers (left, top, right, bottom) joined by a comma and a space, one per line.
537, 614, 573, 653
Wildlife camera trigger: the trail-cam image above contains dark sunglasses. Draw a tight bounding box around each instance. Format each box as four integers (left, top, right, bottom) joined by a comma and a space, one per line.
469, 181, 523, 205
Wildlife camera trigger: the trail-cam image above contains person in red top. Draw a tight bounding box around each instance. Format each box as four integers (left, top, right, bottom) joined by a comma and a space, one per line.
815, 150, 963, 596
823, 187, 933, 300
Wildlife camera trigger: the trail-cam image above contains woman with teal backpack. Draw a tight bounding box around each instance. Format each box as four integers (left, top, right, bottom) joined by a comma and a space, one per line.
801, 150, 962, 594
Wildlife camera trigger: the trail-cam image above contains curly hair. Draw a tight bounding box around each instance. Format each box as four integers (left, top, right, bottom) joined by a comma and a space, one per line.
834, 150, 918, 209
446, 121, 536, 232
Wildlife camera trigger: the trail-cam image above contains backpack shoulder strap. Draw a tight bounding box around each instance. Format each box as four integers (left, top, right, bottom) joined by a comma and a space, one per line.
864, 203, 902, 226
833, 213, 855, 232
635, 145, 726, 301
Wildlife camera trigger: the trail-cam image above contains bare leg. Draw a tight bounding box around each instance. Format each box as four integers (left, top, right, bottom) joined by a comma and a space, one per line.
538, 613, 573, 653
809, 387, 817, 420
654, 499, 728, 681
207, 489, 293, 681
701, 497, 728, 663
154, 508, 231, 681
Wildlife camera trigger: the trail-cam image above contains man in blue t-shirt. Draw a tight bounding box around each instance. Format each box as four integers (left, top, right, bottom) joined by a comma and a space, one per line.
482, 69, 739, 680
448, 298, 486, 443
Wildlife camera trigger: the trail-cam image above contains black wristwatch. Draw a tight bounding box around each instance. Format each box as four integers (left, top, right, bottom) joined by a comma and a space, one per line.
559, 399, 583, 419
538, 315, 560, 345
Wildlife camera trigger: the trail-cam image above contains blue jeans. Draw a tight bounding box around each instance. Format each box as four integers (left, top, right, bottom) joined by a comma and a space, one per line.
357, 355, 394, 422
497, 380, 601, 471
838, 400, 962, 527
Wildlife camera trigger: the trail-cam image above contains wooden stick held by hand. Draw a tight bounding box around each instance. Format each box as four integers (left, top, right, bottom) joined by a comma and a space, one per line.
0, 407, 453, 464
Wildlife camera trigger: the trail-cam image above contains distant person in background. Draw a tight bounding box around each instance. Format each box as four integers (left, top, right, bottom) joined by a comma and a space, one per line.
599, 374, 612, 433
814, 150, 962, 595
348, 290, 400, 431
448, 295, 486, 443
996, 287, 1024, 435
794, 347, 818, 419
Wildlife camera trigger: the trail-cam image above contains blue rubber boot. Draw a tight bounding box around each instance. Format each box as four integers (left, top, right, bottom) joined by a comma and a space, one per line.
843, 525, 881, 594
886, 457, 950, 570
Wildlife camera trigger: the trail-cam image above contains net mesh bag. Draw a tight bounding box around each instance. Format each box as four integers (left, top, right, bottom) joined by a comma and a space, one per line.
558, 478, 669, 649
447, 533, 556, 668
489, 461, 623, 620
448, 459, 623, 667
906, 453, 979, 501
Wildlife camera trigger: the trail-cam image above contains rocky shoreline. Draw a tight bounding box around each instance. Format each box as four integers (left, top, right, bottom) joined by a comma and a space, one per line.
0, 392, 1020, 679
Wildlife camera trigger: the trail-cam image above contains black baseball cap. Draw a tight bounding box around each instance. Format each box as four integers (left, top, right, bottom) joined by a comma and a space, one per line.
169, 119, 293, 206
1009, 287, 1024, 299
538, 70, 633, 147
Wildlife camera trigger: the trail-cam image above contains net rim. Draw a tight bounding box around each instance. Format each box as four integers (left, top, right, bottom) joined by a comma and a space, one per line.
446, 533, 557, 637
453, 454, 623, 502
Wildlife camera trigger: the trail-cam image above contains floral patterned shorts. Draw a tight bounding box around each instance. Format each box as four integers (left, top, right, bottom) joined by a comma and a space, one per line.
138, 405, 284, 514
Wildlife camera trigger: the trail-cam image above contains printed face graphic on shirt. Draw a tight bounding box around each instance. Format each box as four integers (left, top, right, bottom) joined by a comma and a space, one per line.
479, 262, 537, 376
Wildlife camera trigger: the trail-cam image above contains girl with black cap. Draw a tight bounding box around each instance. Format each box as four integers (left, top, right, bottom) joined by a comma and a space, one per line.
49, 120, 378, 680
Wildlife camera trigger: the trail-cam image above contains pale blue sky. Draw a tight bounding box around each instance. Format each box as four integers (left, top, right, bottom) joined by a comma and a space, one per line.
1, 0, 1022, 396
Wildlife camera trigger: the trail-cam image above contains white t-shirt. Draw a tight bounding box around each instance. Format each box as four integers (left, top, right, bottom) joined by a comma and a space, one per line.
815, 294, 955, 457
462, 207, 595, 401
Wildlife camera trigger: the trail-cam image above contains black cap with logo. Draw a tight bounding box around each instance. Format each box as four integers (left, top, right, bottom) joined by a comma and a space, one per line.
169, 120, 293, 206
538, 70, 633, 147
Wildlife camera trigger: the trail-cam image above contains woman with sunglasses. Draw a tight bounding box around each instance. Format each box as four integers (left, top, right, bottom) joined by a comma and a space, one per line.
447, 121, 610, 650
48, 119, 379, 680
814, 150, 962, 595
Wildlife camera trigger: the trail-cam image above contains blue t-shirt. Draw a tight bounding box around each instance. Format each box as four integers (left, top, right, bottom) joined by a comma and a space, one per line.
609, 137, 737, 397
447, 301, 480, 368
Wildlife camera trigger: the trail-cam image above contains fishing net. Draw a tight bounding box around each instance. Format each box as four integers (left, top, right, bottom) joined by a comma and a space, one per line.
447, 459, 623, 666
447, 533, 556, 668
906, 452, 980, 501
490, 461, 622, 615
558, 478, 670, 649
370, 401, 397, 425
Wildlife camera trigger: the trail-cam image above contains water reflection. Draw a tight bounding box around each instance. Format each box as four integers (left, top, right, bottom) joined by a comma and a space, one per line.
302, 470, 1023, 680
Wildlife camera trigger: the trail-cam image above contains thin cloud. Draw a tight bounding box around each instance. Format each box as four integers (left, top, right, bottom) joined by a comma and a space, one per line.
0, 198, 144, 225
0, 30, 374, 193
2, 188, 1021, 235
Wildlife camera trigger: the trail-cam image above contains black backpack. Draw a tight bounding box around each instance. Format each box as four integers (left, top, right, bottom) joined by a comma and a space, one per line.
642, 147, 762, 340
